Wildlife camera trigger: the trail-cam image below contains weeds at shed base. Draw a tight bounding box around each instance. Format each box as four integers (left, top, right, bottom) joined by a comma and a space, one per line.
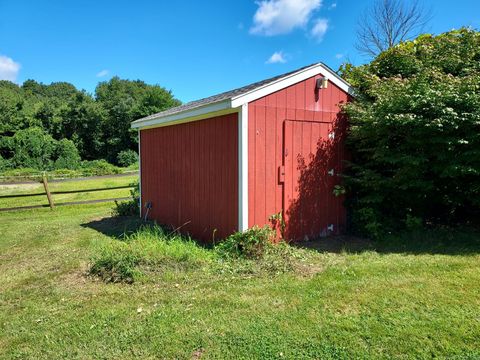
89, 225, 316, 283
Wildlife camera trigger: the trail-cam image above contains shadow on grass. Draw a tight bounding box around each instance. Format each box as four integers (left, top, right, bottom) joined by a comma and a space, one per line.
81, 216, 213, 249
295, 228, 480, 256
81, 216, 150, 239
82, 215, 480, 256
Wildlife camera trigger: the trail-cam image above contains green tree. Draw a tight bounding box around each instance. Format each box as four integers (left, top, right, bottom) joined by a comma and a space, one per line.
2, 127, 57, 170
54, 138, 81, 170
342, 28, 480, 237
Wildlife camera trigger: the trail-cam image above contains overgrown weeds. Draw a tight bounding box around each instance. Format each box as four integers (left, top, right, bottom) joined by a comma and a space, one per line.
89, 226, 213, 283
90, 225, 315, 283
112, 180, 140, 216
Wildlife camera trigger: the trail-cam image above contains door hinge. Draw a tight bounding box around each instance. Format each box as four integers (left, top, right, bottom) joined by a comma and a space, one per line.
328, 131, 335, 140
278, 165, 285, 183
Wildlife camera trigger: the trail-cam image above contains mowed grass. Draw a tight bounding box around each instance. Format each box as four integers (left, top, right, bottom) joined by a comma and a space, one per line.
0, 204, 479, 359
0, 175, 137, 209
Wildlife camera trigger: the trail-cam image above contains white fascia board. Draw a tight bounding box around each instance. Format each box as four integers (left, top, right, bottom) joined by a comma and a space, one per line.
230, 63, 353, 108
131, 99, 234, 129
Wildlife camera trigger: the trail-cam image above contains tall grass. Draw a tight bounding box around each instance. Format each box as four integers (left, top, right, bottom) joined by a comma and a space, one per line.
90, 225, 314, 283
90, 226, 214, 283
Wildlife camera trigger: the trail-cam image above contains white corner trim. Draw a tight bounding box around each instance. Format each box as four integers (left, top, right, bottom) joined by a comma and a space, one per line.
238, 103, 249, 232
131, 99, 233, 129
231, 63, 353, 108
137, 129, 142, 218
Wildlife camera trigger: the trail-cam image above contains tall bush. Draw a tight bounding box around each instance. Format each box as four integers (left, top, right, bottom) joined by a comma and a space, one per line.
5, 127, 56, 170
342, 28, 480, 237
54, 138, 81, 169
117, 149, 138, 167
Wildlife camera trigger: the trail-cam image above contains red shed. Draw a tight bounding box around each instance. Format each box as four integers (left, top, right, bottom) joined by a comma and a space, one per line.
132, 63, 353, 242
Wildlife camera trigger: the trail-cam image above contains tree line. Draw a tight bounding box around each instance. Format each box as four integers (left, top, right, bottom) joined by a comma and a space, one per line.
0, 77, 181, 171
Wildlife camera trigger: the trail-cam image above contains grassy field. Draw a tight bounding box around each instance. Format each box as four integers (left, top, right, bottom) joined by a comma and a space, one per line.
0, 204, 479, 359
0, 175, 137, 209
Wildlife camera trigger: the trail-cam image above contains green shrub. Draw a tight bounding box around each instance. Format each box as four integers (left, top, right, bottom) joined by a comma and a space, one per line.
80, 159, 122, 176
117, 149, 138, 167
215, 226, 276, 259
0, 155, 11, 171
3, 127, 56, 170
54, 138, 81, 170
343, 28, 480, 238
113, 181, 140, 216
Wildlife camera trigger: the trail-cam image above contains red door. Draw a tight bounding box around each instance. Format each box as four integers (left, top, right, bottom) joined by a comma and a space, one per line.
283, 120, 340, 241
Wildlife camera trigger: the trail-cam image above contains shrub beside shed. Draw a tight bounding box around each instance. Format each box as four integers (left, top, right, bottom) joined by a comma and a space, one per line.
132, 63, 353, 241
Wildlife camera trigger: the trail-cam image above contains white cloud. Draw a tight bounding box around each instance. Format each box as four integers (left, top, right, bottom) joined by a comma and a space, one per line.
311, 18, 329, 42
335, 53, 344, 59
329, 2, 337, 9
96, 69, 109, 77
251, 0, 322, 36
0, 54, 20, 82
266, 51, 287, 64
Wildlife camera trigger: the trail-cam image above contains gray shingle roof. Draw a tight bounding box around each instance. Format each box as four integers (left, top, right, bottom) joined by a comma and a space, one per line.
133, 63, 320, 123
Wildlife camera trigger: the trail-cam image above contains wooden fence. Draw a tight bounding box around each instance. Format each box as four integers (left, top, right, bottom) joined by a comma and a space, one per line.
0, 172, 136, 212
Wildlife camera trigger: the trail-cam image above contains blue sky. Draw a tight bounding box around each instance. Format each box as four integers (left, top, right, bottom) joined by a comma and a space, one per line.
0, 0, 478, 102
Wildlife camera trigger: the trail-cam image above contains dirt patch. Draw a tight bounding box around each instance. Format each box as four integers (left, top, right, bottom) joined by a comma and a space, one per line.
191, 348, 205, 360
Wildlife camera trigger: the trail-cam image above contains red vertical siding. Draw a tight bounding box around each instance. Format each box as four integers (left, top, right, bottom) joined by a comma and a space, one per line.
140, 113, 238, 242
248, 74, 349, 240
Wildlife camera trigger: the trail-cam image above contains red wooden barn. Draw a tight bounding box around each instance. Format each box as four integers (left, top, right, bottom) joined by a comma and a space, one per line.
132, 63, 353, 242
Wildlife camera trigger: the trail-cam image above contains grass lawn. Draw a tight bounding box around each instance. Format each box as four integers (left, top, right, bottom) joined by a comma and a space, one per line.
0, 175, 137, 209
0, 204, 479, 359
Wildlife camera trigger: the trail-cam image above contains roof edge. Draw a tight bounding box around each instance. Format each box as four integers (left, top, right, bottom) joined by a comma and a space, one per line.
131, 99, 234, 129
131, 62, 353, 130
231, 62, 352, 107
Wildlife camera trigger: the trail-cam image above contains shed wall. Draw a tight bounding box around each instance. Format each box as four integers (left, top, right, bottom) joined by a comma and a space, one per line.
140, 113, 238, 241
248, 73, 349, 240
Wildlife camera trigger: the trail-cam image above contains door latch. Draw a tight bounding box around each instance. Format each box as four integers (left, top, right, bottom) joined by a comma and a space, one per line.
328, 169, 335, 176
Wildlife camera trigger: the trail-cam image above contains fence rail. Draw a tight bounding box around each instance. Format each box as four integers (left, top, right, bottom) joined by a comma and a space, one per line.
0, 171, 138, 185
0, 172, 136, 212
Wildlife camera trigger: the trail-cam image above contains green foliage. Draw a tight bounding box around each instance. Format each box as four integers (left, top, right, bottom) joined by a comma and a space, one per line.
4, 127, 56, 170
54, 138, 81, 170
90, 225, 213, 283
79, 159, 122, 176
90, 222, 316, 283
116, 149, 138, 167
0, 77, 180, 169
89, 243, 141, 283
0, 155, 10, 171
113, 180, 140, 216
95, 77, 181, 162
215, 226, 276, 259
343, 28, 480, 237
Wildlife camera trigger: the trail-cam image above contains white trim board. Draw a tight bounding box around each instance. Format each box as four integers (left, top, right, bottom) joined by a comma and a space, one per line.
137, 129, 142, 218
238, 104, 249, 232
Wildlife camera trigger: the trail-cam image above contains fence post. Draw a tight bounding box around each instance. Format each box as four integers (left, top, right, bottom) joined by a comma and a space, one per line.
42, 172, 54, 210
